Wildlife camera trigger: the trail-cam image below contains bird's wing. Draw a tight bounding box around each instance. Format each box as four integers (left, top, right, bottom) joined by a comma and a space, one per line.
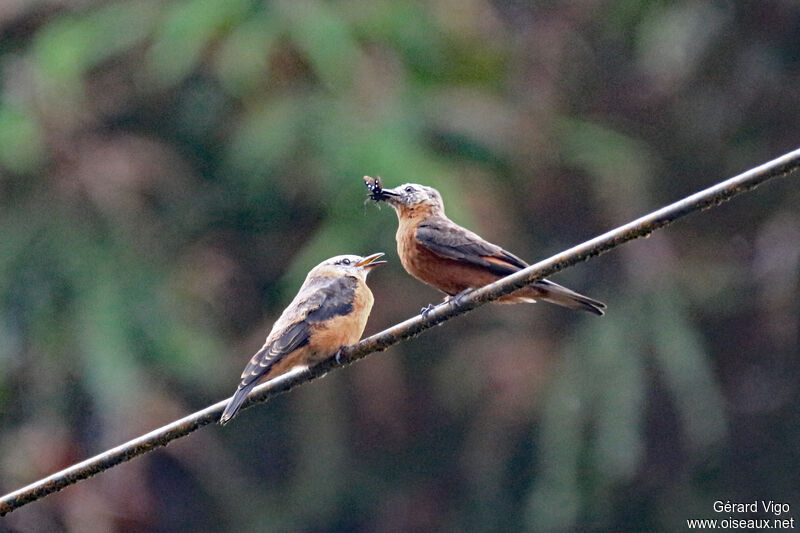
416, 220, 528, 276
237, 276, 358, 385
220, 275, 360, 424
220, 316, 313, 425
239, 321, 311, 380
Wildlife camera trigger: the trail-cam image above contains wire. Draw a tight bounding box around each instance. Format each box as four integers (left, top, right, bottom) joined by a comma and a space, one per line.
1, 147, 798, 516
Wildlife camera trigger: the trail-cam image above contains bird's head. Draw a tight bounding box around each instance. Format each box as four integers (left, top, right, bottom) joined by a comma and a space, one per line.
310, 253, 387, 281
365, 177, 445, 218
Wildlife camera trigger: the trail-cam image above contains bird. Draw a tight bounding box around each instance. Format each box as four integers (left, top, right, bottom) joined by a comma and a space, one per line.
364, 177, 605, 315
219, 252, 386, 425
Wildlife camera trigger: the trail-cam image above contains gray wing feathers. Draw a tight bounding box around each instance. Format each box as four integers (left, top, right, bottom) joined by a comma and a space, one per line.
220, 276, 358, 424
416, 222, 528, 275
415, 221, 606, 316
238, 276, 356, 385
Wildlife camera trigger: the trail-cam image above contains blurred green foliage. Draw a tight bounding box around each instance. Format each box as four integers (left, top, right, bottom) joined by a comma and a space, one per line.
0, 0, 798, 532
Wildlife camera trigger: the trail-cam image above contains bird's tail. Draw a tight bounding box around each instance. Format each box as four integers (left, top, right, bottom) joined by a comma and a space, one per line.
528, 279, 606, 316
219, 381, 257, 425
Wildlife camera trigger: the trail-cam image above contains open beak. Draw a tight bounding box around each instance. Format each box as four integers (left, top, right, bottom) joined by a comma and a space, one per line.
364, 176, 399, 202
356, 252, 387, 269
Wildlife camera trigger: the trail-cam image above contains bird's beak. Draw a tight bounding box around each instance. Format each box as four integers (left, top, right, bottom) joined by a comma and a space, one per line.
356, 252, 387, 269
364, 176, 400, 203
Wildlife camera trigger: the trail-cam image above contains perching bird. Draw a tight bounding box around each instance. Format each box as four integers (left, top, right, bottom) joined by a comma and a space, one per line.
220, 253, 386, 425
365, 177, 605, 315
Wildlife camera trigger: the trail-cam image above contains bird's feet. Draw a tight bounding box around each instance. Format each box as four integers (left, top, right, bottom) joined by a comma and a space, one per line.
447, 288, 474, 307
422, 290, 474, 318
335, 348, 345, 365
420, 303, 438, 318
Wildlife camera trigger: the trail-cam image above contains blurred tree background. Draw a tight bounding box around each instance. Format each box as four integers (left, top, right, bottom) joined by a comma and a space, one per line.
0, 0, 798, 531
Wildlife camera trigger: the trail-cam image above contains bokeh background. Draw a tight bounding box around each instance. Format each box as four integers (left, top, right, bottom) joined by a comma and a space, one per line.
1, 1, 798, 531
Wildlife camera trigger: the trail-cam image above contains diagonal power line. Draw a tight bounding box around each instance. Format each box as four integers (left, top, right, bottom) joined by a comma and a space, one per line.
1, 147, 798, 516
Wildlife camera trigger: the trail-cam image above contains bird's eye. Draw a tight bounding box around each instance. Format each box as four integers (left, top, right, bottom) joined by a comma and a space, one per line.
341, 258, 351, 265
405, 186, 414, 193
